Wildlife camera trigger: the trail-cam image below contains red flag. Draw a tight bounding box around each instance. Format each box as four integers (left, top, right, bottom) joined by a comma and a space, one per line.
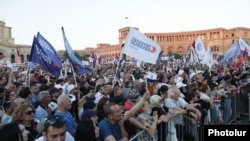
16, 47, 21, 63
233, 48, 248, 70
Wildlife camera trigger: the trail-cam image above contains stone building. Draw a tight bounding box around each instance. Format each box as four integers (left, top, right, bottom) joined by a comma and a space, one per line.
97, 26, 250, 58
0, 20, 31, 63
1, 19, 250, 63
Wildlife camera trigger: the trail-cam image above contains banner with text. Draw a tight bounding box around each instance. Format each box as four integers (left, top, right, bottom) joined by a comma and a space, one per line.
123, 27, 161, 64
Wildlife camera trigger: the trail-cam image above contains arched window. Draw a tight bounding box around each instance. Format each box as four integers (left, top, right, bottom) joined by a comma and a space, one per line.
27, 55, 30, 61
11, 54, 15, 63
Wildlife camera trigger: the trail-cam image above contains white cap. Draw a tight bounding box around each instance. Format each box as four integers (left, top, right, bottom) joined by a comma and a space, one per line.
175, 77, 183, 83
67, 84, 77, 94
176, 82, 187, 88
178, 70, 184, 75
189, 72, 197, 80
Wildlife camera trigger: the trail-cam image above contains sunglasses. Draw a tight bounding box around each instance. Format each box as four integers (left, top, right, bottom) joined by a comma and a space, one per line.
44, 116, 66, 127
25, 110, 35, 115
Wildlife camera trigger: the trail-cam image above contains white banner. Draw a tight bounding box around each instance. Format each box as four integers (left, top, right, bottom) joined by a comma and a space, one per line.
123, 27, 161, 64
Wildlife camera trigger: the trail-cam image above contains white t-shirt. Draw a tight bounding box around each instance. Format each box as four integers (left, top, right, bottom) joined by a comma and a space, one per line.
35, 131, 75, 141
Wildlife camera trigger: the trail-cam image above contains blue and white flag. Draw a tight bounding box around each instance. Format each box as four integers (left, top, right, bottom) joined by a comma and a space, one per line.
221, 41, 241, 62
123, 27, 162, 64
36, 32, 62, 68
29, 36, 61, 78
61, 27, 92, 75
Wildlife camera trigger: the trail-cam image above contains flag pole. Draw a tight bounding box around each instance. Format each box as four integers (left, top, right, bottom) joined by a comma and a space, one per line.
70, 64, 77, 85
24, 62, 30, 87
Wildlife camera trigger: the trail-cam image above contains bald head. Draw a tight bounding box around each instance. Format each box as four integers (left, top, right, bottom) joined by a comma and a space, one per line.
57, 94, 70, 105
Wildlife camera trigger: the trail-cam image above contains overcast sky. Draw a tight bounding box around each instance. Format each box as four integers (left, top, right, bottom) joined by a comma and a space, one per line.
1, 0, 249, 50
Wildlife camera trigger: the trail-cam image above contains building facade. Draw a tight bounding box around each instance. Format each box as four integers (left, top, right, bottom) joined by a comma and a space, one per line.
1, 19, 250, 63
115, 26, 250, 56
0, 21, 31, 63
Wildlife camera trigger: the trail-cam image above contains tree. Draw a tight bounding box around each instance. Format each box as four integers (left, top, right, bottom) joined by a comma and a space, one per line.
63, 51, 83, 60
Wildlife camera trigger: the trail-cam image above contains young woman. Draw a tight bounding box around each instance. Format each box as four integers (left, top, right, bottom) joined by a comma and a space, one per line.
75, 119, 99, 141
12, 104, 38, 141
0, 122, 29, 141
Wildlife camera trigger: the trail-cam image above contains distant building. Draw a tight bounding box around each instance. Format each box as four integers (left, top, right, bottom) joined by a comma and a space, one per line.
0, 20, 31, 63
1, 20, 250, 63
90, 26, 250, 62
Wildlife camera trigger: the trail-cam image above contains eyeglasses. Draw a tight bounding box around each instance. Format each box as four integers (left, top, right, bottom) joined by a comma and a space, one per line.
44, 116, 66, 127
25, 110, 35, 115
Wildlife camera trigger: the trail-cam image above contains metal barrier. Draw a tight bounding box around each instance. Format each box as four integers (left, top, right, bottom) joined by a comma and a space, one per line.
128, 130, 145, 141
127, 90, 250, 141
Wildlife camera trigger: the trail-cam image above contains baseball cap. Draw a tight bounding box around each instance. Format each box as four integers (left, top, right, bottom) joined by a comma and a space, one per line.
81, 109, 97, 121
49, 87, 60, 95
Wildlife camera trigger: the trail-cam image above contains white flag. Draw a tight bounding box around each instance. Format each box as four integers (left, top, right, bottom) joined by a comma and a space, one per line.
192, 35, 207, 64
123, 27, 161, 64
206, 45, 214, 68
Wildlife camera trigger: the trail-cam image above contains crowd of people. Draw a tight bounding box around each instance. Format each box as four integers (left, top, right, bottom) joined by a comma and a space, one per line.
0, 61, 249, 141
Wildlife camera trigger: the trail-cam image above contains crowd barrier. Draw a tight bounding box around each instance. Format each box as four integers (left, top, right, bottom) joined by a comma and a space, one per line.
128, 90, 250, 141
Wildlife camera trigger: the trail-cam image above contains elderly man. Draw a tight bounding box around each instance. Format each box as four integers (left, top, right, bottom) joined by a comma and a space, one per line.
54, 94, 77, 136
165, 87, 201, 141
34, 90, 52, 122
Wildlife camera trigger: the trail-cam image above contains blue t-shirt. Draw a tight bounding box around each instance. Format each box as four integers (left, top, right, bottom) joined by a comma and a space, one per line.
54, 111, 76, 133
98, 118, 121, 141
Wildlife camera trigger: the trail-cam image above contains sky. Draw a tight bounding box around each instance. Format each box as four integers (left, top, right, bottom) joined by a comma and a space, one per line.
1, 0, 250, 51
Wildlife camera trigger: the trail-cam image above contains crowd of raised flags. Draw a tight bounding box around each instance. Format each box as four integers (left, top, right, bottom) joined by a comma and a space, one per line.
0, 27, 250, 78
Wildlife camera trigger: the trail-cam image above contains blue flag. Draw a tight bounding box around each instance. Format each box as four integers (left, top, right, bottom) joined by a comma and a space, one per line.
29, 36, 61, 78
36, 32, 62, 68
61, 27, 92, 75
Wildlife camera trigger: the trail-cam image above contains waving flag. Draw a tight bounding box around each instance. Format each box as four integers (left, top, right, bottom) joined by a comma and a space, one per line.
191, 36, 207, 64
221, 42, 241, 62
0, 54, 5, 60
29, 36, 61, 78
36, 32, 62, 68
61, 27, 92, 74
123, 27, 161, 64
233, 38, 250, 69
206, 46, 214, 68
189, 46, 199, 63
16, 47, 21, 63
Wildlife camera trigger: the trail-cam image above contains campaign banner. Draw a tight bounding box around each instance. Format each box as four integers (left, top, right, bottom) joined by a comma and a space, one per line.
123, 27, 161, 64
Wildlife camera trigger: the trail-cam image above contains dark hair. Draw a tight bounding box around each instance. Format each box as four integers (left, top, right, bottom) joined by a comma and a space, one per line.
103, 103, 117, 117
75, 120, 96, 141
3, 101, 12, 112
157, 85, 168, 96
19, 87, 31, 99
0, 122, 24, 141
43, 116, 66, 133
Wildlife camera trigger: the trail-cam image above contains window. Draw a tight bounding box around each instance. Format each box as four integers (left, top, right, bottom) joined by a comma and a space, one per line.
231, 33, 234, 37
244, 32, 248, 37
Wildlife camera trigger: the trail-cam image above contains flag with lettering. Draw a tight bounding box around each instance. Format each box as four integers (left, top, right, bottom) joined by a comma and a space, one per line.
36, 32, 62, 68
29, 36, 61, 78
123, 27, 162, 64
61, 27, 92, 74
